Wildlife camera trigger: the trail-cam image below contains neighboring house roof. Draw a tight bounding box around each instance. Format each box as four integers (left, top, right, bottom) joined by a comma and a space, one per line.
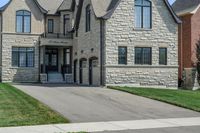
58, 0, 73, 11
172, 0, 200, 16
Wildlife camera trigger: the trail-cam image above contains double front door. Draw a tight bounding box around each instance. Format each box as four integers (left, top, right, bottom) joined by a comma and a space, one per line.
45, 48, 58, 72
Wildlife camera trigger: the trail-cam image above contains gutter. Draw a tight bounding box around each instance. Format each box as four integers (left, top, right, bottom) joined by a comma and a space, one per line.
100, 19, 105, 86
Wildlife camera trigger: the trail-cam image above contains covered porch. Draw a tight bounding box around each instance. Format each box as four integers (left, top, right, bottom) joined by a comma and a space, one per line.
39, 45, 73, 83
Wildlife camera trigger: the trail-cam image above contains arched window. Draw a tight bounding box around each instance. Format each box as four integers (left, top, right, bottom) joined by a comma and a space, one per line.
135, 0, 152, 29
16, 10, 31, 33
86, 4, 91, 32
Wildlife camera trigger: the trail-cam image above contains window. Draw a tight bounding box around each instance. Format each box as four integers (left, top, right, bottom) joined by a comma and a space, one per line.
159, 48, 167, 65
135, 0, 152, 29
64, 14, 70, 35
64, 48, 72, 74
48, 19, 54, 33
135, 47, 152, 65
16, 10, 31, 33
12, 47, 34, 67
86, 4, 91, 32
118, 47, 127, 64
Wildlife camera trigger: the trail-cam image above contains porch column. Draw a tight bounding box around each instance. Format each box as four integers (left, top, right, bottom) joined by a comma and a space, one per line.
43, 46, 46, 73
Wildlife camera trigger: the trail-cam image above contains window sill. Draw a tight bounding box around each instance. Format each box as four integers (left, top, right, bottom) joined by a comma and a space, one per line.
105, 65, 178, 68
15, 32, 32, 35
11, 67, 35, 69
133, 28, 152, 31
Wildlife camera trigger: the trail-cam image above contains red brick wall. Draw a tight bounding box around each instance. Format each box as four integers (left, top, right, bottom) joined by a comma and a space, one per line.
179, 8, 200, 80
191, 8, 200, 67
179, 15, 192, 69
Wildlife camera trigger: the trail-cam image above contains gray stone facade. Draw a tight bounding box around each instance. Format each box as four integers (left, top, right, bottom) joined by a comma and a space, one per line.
104, 0, 179, 88
1, 34, 40, 82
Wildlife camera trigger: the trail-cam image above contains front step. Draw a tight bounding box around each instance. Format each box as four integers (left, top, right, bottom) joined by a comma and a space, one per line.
48, 73, 65, 83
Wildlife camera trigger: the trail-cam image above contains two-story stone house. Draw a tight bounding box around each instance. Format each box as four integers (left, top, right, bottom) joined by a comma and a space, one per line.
0, 0, 180, 88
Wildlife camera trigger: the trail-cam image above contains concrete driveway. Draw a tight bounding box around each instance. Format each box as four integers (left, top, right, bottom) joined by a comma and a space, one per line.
13, 84, 200, 123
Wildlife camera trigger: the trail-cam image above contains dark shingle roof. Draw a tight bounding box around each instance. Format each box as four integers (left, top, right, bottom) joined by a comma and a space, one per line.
172, 0, 200, 14
37, 0, 63, 14
58, 0, 73, 11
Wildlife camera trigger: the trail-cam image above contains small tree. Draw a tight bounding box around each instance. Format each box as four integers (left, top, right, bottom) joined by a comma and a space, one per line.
196, 39, 200, 85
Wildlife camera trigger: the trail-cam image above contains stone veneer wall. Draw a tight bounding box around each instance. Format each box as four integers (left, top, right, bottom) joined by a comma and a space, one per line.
1, 34, 40, 82
73, 0, 101, 85
104, 0, 179, 88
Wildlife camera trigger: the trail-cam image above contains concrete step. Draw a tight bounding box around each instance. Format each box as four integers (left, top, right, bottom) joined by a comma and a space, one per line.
48, 73, 64, 83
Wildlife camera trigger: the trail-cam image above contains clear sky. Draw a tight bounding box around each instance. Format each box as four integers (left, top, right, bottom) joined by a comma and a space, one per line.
0, 0, 176, 8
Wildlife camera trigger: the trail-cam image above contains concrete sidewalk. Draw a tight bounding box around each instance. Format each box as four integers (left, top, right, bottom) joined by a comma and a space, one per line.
1, 117, 200, 133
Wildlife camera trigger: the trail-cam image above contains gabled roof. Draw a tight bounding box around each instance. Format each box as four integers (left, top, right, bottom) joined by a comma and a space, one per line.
91, 0, 181, 23
172, 0, 200, 16
36, 0, 63, 14
73, 0, 181, 33
91, 0, 121, 19
58, 0, 73, 11
0, 0, 48, 13
0, 0, 65, 15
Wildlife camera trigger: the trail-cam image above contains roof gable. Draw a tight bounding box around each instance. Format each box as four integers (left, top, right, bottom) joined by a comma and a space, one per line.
91, 0, 180, 23
0, 0, 48, 13
57, 0, 73, 12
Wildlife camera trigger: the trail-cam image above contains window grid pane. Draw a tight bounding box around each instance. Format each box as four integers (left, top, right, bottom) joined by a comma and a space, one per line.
135, 6, 142, 28
143, 7, 151, 28
17, 16, 23, 32
118, 47, 127, 64
159, 48, 167, 65
24, 16, 31, 33
134, 0, 151, 29
16, 10, 31, 33
12, 47, 34, 67
135, 47, 151, 65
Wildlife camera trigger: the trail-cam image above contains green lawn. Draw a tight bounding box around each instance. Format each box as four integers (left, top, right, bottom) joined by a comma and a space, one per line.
0, 83, 69, 127
108, 86, 200, 112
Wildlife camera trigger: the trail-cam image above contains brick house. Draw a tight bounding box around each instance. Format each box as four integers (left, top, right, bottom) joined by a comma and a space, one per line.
172, 0, 200, 88
0, 0, 180, 88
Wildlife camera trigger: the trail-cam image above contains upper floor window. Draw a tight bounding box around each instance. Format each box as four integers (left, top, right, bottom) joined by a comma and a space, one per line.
64, 14, 70, 35
135, 0, 152, 29
86, 4, 91, 32
16, 10, 31, 33
48, 19, 54, 33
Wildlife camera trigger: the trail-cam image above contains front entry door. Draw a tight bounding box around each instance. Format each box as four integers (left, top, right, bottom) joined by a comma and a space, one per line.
45, 48, 58, 72
89, 59, 93, 85
79, 60, 83, 84
74, 60, 77, 83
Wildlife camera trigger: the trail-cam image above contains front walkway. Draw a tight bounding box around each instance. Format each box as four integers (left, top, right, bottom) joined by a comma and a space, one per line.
1, 117, 200, 133
13, 84, 200, 123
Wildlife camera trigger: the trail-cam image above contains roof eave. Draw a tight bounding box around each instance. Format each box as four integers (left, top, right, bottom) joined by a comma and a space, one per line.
164, 0, 182, 24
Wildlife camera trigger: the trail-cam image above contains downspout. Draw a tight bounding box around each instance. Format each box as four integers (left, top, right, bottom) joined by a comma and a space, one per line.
100, 19, 105, 86
0, 12, 3, 82
179, 22, 183, 82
